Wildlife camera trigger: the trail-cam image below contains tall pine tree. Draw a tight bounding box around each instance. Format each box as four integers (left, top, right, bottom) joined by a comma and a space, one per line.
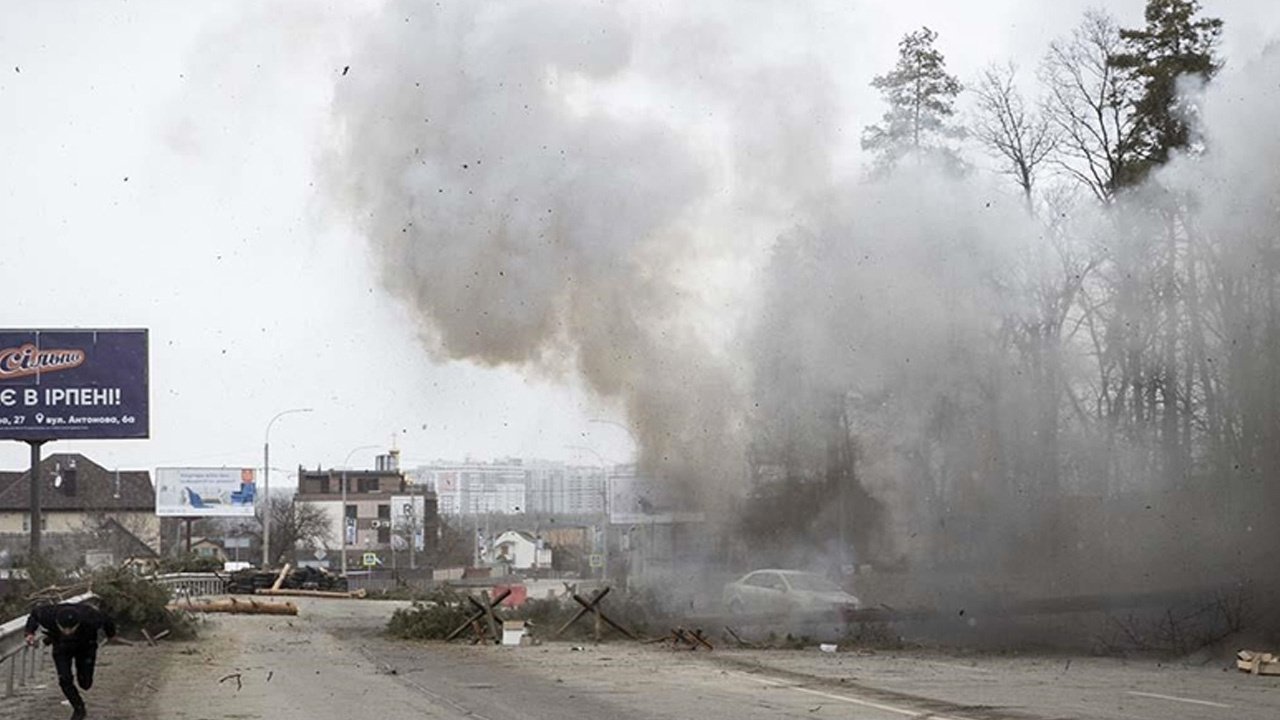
862, 27, 965, 173
1109, 0, 1223, 187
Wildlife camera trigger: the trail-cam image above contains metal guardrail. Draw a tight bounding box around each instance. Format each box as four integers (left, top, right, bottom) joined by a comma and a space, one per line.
1, 572, 226, 699
150, 572, 226, 599
0, 592, 96, 699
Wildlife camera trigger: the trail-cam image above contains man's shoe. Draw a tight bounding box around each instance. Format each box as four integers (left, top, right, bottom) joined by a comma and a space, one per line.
69, 706, 86, 720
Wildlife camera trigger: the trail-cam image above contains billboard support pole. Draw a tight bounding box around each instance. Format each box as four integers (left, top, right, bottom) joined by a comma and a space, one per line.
262, 439, 270, 568
26, 440, 48, 557
341, 467, 347, 577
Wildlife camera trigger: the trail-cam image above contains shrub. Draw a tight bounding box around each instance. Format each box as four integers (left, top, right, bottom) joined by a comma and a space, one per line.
387, 587, 472, 640
88, 567, 199, 640
512, 586, 667, 639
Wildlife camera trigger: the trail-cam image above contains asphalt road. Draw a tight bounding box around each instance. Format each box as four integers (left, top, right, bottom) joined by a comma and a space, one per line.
8, 596, 1278, 720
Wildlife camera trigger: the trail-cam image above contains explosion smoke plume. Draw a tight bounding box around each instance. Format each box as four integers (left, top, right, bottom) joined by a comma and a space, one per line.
329, 1, 1280, 593
327, 0, 839, 505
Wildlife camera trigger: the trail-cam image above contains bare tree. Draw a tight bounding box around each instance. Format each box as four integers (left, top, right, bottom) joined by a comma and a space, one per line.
434, 516, 474, 569
256, 495, 333, 567
971, 63, 1057, 207
1040, 11, 1142, 202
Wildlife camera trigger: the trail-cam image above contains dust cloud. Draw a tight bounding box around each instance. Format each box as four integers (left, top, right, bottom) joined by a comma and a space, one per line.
327, 0, 1280, 618
325, 0, 841, 509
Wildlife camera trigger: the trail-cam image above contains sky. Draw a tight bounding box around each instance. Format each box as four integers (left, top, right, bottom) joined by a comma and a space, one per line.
1, 0, 1277, 487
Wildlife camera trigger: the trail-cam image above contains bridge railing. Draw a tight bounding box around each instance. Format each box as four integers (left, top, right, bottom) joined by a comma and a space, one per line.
149, 572, 227, 600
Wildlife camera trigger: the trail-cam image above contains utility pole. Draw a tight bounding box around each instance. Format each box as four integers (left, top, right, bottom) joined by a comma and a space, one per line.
27, 440, 48, 555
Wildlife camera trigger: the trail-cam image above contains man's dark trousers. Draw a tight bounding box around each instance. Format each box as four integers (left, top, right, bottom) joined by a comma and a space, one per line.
51, 641, 96, 710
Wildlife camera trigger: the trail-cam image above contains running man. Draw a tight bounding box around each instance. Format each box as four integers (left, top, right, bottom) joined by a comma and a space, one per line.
24, 601, 117, 720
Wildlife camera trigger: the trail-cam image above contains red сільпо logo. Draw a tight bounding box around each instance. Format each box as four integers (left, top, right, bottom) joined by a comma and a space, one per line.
0, 343, 86, 379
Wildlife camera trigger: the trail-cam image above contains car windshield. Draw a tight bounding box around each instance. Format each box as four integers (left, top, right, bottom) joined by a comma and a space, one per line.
784, 573, 840, 592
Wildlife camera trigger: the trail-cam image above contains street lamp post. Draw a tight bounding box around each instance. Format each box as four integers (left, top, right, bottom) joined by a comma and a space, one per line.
340, 444, 380, 577
262, 407, 313, 568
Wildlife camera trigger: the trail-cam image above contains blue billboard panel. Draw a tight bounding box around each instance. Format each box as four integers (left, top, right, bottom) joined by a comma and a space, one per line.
0, 329, 149, 440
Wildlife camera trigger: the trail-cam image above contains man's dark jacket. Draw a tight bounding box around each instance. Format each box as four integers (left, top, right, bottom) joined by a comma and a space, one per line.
25, 603, 116, 647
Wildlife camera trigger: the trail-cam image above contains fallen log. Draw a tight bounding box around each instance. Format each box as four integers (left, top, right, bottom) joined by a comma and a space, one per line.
255, 588, 367, 599
169, 598, 299, 615
270, 563, 292, 592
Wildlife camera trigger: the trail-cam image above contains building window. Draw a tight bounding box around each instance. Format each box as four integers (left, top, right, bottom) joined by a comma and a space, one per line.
377, 504, 390, 520
319, 478, 331, 494
377, 527, 391, 544
358, 477, 376, 493
345, 505, 357, 520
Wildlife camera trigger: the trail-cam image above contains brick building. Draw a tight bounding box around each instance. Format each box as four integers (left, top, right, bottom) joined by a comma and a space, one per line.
295, 449, 438, 571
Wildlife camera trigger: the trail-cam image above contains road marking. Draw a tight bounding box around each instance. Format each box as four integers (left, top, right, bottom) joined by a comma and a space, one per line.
1126, 691, 1233, 709
743, 673, 964, 719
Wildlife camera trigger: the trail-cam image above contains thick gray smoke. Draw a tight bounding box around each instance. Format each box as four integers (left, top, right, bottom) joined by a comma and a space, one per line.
750, 43, 1280, 597
326, 0, 840, 504
329, 0, 1280, 605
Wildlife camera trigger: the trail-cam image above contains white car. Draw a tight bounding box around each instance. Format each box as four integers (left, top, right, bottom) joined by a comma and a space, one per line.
724, 569, 861, 617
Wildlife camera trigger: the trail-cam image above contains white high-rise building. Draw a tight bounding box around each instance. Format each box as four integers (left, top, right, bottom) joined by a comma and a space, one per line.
414, 459, 605, 517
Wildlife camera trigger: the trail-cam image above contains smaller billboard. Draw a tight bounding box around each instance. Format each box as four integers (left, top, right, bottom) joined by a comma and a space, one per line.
608, 465, 704, 525
390, 494, 426, 551
156, 467, 257, 517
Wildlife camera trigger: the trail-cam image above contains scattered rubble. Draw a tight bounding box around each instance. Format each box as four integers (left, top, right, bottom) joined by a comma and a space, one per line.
1237, 650, 1280, 675
645, 627, 713, 651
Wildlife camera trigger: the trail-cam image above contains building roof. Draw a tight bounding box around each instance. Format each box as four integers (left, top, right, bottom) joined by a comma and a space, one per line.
0, 473, 20, 499
495, 530, 538, 544
98, 517, 160, 559
0, 453, 153, 512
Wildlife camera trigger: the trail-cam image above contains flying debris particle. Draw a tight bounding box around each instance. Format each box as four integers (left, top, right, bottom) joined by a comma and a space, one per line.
218, 673, 243, 692
342, 65, 350, 76
13, 66, 18, 73
123, 176, 129, 182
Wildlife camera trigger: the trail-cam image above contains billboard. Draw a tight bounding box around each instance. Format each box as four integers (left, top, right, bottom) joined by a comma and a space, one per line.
156, 467, 257, 517
390, 494, 426, 551
0, 329, 148, 440
608, 466, 703, 525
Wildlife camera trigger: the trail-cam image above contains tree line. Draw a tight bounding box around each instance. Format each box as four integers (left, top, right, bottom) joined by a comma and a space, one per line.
746, 0, 1280, 578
